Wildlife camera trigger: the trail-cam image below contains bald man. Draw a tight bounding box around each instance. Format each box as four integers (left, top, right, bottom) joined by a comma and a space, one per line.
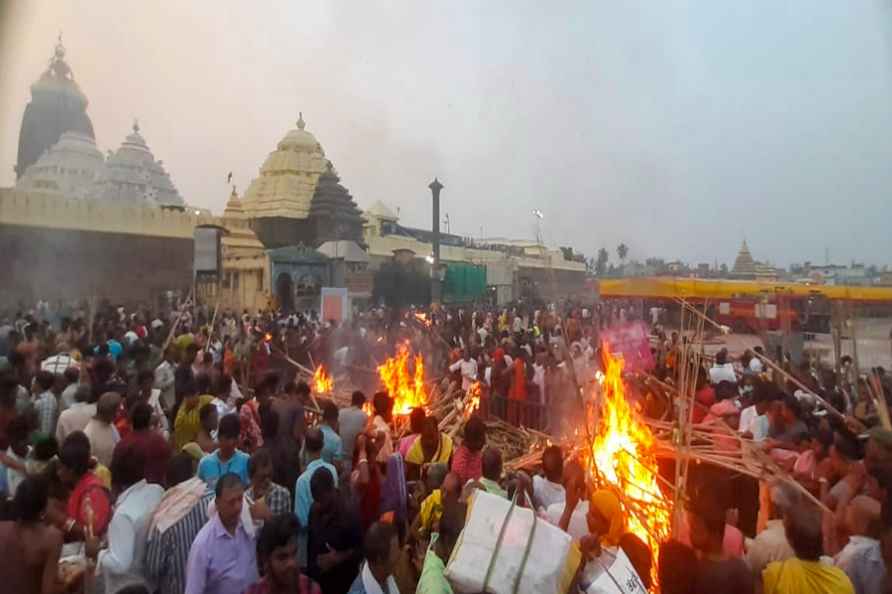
835, 496, 885, 594
83, 392, 122, 467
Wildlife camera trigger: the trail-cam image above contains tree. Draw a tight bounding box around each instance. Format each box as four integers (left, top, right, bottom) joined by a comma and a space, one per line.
617, 243, 629, 263
596, 248, 609, 276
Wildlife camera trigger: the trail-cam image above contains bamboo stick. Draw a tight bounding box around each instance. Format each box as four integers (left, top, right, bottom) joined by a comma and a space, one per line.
867, 372, 892, 431
204, 300, 220, 353
162, 289, 194, 352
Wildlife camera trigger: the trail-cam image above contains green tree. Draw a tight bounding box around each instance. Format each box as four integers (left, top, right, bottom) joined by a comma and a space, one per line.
596, 248, 609, 275
617, 243, 629, 263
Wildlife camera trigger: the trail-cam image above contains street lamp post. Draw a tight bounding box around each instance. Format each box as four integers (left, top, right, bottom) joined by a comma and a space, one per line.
429, 177, 444, 304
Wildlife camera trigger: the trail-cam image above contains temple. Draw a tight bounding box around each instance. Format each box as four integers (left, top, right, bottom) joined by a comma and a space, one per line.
92, 121, 184, 206
242, 113, 364, 248
15, 131, 104, 199
308, 161, 365, 246
15, 36, 95, 180
731, 240, 778, 281
2, 37, 586, 310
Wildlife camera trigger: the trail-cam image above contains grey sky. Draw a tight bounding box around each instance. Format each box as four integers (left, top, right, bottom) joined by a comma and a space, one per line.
2, 1, 892, 267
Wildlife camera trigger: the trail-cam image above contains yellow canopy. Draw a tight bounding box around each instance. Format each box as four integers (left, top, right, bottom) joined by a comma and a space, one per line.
598, 277, 892, 302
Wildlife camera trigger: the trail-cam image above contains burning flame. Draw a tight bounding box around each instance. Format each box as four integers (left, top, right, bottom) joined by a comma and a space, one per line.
377, 342, 427, 415
464, 382, 482, 418
414, 312, 432, 327
589, 346, 671, 566
313, 365, 333, 393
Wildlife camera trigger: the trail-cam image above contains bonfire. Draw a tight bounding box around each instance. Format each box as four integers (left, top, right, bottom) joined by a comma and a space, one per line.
377, 342, 428, 415
313, 365, 333, 394
588, 346, 672, 565
464, 381, 482, 418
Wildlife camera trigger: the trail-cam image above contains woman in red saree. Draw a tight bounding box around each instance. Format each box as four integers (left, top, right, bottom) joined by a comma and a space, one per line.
47, 431, 112, 541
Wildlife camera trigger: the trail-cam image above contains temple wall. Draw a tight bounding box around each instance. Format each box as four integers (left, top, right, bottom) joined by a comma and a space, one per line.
0, 187, 215, 307
0, 222, 193, 307
0, 188, 218, 238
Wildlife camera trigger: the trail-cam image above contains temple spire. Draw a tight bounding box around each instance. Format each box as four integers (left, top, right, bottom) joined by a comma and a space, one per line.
297, 112, 305, 130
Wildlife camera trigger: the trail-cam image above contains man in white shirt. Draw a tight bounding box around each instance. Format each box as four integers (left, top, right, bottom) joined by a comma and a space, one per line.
709, 348, 738, 385
749, 346, 765, 374
59, 367, 81, 411
56, 385, 96, 445
347, 521, 401, 594
512, 313, 524, 334
86, 442, 164, 593
532, 445, 566, 511
154, 348, 177, 412
739, 391, 771, 442
834, 496, 885, 594
84, 392, 122, 467
449, 350, 478, 392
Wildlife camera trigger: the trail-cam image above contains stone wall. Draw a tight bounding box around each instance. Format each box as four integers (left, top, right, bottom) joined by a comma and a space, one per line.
1, 222, 192, 307
0, 187, 217, 238
0, 188, 210, 307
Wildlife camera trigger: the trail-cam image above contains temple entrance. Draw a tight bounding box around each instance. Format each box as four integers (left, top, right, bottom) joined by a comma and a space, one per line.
276, 272, 294, 312
295, 273, 322, 313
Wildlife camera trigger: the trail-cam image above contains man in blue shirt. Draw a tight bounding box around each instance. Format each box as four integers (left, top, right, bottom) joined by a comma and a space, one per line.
294, 427, 337, 567
198, 414, 250, 490
319, 401, 343, 469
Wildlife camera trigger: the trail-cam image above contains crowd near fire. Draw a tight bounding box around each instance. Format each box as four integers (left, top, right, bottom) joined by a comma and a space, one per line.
4, 10, 892, 594
5, 294, 892, 594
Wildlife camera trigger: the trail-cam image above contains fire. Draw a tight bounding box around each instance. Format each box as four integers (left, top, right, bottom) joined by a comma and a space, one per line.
464, 382, 482, 418
589, 346, 671, 565
413, 312, 432, 327
377, 342, 427, 415
313, 365, 333, 393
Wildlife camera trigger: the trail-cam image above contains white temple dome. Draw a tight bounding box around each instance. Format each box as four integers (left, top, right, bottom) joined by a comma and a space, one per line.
15, 131, 104, 199
92, 121, 184, 206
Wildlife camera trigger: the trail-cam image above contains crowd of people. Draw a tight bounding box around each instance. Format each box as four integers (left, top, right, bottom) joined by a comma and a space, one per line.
0, 298, 891, 594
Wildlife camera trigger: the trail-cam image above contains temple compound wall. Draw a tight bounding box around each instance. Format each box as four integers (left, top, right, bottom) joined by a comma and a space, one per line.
0, 188, 211, 307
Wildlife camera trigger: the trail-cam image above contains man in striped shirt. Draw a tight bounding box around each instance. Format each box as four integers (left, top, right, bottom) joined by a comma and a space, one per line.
145, 453, 213, 594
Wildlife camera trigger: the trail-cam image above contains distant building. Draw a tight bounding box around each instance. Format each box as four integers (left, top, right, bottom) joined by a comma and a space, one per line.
363, 204, 586, 304
731, 240, 778, 281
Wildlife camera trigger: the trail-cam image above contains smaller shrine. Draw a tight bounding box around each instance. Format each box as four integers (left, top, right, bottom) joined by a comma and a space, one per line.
93, 121, 184, 206
268, 245, 331, 312
15, 131, 104, 199
308, 161, 365, 246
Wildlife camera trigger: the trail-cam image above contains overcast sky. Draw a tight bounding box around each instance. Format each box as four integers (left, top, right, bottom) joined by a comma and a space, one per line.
3, 1, 892, 267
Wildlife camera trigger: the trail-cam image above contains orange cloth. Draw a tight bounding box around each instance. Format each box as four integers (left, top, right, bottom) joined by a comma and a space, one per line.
509, 359, 527, 400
